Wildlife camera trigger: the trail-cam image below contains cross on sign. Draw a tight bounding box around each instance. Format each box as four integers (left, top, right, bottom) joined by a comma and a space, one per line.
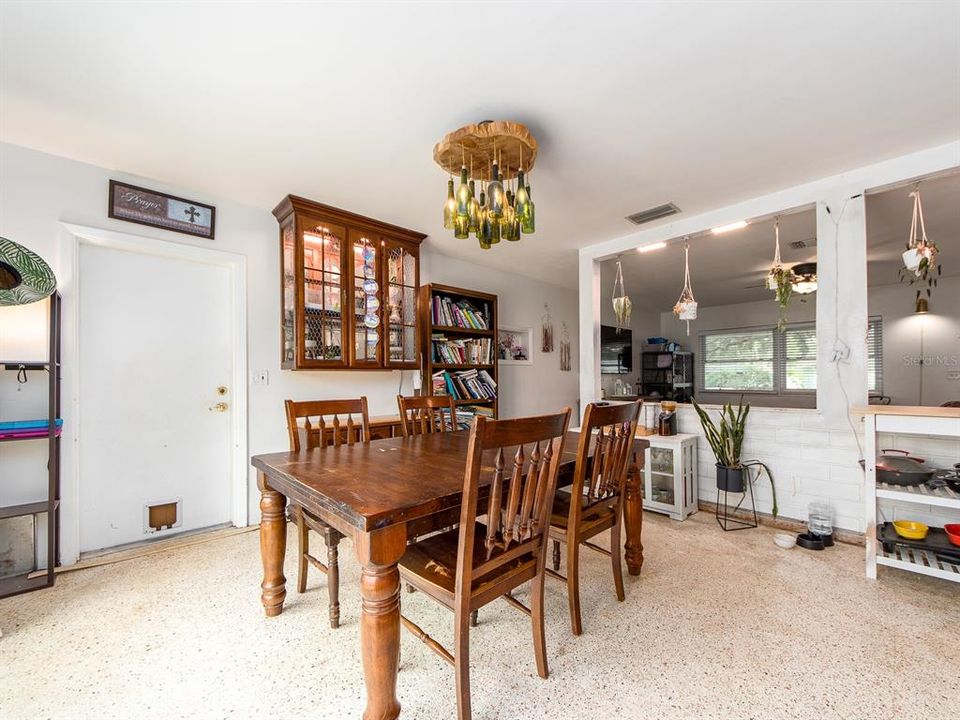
184, 206, 201, 223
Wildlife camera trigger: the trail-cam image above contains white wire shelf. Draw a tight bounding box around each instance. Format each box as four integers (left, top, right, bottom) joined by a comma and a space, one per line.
876, 541, 960, 583
875, 481, 960, 509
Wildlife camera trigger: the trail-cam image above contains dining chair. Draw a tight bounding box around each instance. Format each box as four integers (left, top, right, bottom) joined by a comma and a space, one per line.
398, 408, 572, 720
548, 400, 641, 635
397, 394, 459, 436
283, 397, 370, 629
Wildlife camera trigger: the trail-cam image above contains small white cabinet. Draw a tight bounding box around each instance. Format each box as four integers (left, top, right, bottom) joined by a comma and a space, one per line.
643, 433, 698, 521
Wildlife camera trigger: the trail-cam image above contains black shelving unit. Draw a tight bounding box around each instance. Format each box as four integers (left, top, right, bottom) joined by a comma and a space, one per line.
0, 292, 61, 598
641, 350, 694, 402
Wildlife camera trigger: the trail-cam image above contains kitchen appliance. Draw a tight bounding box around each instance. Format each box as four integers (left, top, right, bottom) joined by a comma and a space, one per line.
657, 401, 677, 436
859, 449, 935, 486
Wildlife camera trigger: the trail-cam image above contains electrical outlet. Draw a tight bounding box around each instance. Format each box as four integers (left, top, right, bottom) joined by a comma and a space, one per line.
253, 369, 269, 386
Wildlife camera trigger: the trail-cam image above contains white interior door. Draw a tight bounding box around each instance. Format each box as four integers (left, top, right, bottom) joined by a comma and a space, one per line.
78, 243, 234, 552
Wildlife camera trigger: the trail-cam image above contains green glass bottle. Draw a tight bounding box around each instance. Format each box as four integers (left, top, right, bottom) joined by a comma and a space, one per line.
443, 178, 456, 230
467, 180, 480, 233
490, 217, 501, 244
454, 213, 469, 239
520, 181, 535, 234
476, 189, 487, 239
514, 170, 530, 221
487, 161, 504, 219
456, 166, 471, 219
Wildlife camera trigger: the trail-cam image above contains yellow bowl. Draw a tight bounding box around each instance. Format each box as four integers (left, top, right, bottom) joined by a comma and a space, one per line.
893, 521, 929, 540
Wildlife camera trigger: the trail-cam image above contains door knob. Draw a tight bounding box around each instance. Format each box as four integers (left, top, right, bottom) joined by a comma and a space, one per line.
209, 402, 229, 412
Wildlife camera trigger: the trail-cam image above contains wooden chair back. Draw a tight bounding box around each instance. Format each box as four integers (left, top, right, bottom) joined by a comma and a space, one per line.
397, 394, 459, 437
284, 397, 371, 452
569, 401, 641, 518
457, 409, 572, 591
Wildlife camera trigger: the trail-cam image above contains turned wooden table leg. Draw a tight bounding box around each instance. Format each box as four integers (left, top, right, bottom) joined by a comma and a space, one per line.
355, 524, 407, 720
623, 451, 644, 576
258, 472, 287, 617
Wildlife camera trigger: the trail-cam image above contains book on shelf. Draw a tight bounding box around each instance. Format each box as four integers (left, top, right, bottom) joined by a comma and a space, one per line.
431, 369, 497, 402
453, 403, 495, 430
431, 295, 490, 330
431, 334, 492, 365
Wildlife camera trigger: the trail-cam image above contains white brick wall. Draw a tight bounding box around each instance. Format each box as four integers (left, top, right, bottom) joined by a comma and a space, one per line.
677, 404, 960, 533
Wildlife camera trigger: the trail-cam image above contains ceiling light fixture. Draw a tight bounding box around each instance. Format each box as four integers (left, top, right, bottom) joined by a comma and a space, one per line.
791, 262, 818, 294
433, 121, 538, 249
711, 220, 748, 235
637, 242, 667, 253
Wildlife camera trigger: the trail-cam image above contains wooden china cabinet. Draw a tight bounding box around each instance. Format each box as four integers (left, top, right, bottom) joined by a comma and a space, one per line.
272, 196, 425, 370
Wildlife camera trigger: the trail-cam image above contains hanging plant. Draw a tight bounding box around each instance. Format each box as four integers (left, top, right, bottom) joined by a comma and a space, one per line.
898, 187, 942, 300
766, 218, 795, 330
672, 240, 697, 335
612, 258, 632, 332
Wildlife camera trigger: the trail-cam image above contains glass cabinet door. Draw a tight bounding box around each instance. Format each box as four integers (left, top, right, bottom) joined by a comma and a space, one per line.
350, 229, 380, 366
281, 220, 296, 366
383, 239, 418, 367
649, 446, 675, 506
301, 220, 345, 366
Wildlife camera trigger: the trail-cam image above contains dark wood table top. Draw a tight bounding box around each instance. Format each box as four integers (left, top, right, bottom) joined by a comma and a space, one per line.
252, 430, 648, 533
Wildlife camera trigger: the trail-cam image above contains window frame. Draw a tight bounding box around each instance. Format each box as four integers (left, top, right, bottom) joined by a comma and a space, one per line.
698, 325, 779, 395
867, 315, 883, 395
697, 322, 818, 396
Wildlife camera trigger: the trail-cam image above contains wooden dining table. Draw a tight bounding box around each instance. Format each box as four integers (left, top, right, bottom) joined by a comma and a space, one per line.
251, 429, 649, 720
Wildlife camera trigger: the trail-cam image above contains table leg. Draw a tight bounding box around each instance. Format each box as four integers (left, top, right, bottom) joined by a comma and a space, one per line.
258, 472, 287, 617
623, 453, 644, 576
355, 524, 407, 720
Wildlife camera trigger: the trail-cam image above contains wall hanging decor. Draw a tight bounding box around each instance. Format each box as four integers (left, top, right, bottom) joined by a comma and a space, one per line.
433, 120, 537, 248
898, 186, 941, 303
0, 237, 56, 306
108, 180, 216, 239
541, 303, 554, 352
766, 217, 794, 330
672, 240, 697, 335
612, 257, 632, 332
559, 322, 571, 371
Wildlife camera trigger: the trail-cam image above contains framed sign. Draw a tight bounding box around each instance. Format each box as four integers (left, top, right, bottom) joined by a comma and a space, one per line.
108, 180, 216, 239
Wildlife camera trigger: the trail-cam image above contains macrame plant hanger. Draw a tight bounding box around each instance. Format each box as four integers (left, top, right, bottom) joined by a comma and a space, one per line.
612, 257, 632, 333
559, 322, 571, 372
672, 240, 697, 336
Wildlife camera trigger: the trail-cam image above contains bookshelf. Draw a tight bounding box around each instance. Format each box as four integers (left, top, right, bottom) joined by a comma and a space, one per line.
419, 283, 498, 420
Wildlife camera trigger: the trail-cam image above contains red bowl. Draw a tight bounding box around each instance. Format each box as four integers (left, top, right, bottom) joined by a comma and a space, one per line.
945, 524, 960, 547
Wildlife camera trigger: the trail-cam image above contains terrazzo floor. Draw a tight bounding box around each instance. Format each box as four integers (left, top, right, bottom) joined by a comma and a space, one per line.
1, 512, 958, 719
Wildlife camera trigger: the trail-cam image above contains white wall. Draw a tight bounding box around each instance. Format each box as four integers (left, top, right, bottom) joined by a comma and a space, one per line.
579, 141, 960, 532
0, 142, 578, 565
869, 277, 960, 405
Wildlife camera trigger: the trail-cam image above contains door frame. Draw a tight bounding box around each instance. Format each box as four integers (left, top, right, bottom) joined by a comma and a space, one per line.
59, 222, 249, 563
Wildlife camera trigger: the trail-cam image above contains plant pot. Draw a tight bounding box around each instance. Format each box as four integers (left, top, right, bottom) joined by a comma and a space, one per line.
716, 464, 745, 493
677, 300, 697, 320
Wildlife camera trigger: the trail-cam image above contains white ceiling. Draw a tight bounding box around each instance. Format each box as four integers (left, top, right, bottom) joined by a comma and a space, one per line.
2, 2, 958, 288
602, 170, 960, 311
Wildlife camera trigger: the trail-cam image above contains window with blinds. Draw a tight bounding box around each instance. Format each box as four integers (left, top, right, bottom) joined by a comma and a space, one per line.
700, 329, 775, 392
782, 324, 817, 391
867, 316, 883, 393
699, 323, 819, 394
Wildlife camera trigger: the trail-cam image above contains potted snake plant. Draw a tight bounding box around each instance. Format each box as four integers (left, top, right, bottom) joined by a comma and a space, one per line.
692, 398, 778, 515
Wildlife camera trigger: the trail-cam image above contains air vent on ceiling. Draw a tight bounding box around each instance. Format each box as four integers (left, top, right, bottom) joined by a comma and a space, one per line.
625, 202, 680, 226
790, 240, 808, 249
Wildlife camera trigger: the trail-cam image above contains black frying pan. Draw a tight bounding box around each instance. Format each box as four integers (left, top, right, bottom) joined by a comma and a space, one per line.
859, 449, 935, 487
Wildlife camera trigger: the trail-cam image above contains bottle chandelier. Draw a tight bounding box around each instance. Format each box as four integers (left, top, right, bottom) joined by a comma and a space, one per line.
433, 120, 538, 249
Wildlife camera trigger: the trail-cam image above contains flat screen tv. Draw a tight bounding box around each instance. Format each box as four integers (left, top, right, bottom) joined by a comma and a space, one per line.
600, 325, 632, 374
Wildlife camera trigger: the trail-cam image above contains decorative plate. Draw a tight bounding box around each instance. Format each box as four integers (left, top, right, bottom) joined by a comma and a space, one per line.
363, 279, 379, 295
0, 237, 57, 306
363, 313, 379, 329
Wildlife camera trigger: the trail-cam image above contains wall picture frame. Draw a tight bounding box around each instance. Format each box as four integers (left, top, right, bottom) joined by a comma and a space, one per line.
498, 327, 534, 365
108, 180, 216, 239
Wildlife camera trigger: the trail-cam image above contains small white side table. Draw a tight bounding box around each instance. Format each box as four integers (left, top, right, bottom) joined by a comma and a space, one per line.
642, 433, 698, 520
